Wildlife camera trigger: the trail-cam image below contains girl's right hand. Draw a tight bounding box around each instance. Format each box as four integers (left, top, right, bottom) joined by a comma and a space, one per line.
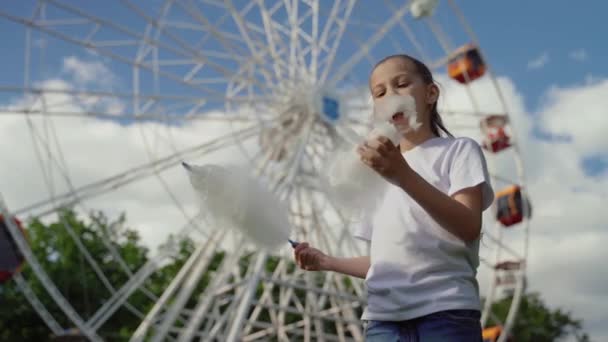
293, 242, 330, 271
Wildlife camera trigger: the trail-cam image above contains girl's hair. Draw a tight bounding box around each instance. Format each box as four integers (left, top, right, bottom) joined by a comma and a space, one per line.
372, 54, 454, 138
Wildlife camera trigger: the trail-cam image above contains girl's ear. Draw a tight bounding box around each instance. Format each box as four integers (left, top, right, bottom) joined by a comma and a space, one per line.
426, 83, 440, 105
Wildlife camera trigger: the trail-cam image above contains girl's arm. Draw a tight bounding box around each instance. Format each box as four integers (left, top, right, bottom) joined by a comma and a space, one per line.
325, 255, 370, 279
397, 170, 483, 242
293, 242, 370, 279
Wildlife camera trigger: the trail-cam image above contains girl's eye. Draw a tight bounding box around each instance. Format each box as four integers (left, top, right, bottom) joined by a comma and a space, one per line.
375, 92, 385, 98
397, 82, 409, 88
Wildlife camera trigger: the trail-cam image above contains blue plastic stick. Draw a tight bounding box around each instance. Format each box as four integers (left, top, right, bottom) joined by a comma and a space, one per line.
288, 239, 299, 248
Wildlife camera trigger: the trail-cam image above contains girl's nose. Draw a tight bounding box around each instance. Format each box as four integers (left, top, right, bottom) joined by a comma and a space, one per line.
386, 87, 399, 95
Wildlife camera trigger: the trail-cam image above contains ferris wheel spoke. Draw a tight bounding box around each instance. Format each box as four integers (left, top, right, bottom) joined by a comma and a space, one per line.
344, 29, 378, 67
423, 13, 485, 117
481, 230, 524, 261
129, 223, 223, 342
283, 0, 304, 81
173, 0, 289, 93
0, 106, 272, 123
2, 13, 278, 102
177, 2, 294, 97
255, 0, 287, 82
13, 273, 64, 335
489, 172, 519, 187
0, 11, 226, 97
441, 0, 491, 96
86, 253, 165, 331
14, 124, 261, 218
318, 0, 356, 84
324, 1, 410, 87
174, 235, 247, 342
1, 83, 280, 122
46, 0, 263, 86
0, 85, 207, 104
126, 0, 280, 96
309, 0, 320, 81
386, 2, 431, 62
223, 0, 277, 87
427, 53, 453, 70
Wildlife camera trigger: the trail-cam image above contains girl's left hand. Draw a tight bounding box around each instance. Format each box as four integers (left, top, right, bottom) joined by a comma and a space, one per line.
357, 136, 412, 187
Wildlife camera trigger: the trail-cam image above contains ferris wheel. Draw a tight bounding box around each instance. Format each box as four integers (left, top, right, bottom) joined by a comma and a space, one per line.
0, 1, 532, 341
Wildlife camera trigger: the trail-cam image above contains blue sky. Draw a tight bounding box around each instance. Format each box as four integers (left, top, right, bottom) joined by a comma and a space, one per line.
458, 1, 606, 109
1, 0, 606, 110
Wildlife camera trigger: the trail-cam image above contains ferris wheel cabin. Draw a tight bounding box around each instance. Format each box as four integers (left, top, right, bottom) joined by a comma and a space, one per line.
447, 44, 486, 84
481, 115, 512, 153
495, 185, 532, 227
483, 325, 513, 342
0, 215, 26, 283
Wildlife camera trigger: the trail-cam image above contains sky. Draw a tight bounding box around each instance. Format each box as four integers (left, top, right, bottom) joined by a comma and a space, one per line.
1, 0, 607, 340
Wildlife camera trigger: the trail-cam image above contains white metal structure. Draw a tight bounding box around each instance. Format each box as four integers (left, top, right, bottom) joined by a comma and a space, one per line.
0, 1, 530, 341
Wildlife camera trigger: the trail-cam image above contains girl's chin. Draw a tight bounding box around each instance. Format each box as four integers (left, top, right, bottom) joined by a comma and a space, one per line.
393, 123, 412, 132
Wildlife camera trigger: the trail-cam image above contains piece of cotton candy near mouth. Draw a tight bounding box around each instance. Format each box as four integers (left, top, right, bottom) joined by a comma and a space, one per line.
372, 94, 421, 132
182, 162, 292, 251
323, 95, 420, 217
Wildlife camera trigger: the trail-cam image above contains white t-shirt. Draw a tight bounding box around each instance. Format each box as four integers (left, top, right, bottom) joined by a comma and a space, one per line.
352, 136, 494, 321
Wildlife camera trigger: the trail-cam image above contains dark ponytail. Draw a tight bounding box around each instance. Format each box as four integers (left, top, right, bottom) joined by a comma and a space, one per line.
429, 101, 453, 138
372, 54, 453, 138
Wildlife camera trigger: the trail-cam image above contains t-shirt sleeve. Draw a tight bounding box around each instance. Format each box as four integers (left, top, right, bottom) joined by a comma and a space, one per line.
448, 138, 495, 211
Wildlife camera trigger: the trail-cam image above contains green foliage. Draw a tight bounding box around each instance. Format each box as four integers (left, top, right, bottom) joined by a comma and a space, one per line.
489, 292, 590, 342
0, 209, 186, 341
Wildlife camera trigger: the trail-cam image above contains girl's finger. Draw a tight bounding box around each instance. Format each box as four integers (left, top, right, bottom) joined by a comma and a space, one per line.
304, 250, 314, 266
358, 148, 374, 162
375, 144, 389, 156
377, 135, 394, 147
368, 150, 384, 163
294, 242, 308, 264
294, 242, 308, 255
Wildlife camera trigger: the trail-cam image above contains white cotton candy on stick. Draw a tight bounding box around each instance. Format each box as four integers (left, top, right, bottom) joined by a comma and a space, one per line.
324, 94, 420, 217
182, 162, 292, 251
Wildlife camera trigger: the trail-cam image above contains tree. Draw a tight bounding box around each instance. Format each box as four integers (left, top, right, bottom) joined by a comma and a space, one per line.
0, 209, 193, 341
489, 292, 590, 342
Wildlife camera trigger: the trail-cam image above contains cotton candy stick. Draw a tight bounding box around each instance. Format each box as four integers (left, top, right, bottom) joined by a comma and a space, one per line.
182, 162, 294, 250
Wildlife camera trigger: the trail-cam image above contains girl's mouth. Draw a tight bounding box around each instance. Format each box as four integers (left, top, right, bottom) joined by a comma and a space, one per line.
391, 112, 405, 122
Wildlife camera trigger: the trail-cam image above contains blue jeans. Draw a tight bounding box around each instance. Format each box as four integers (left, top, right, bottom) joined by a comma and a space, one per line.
364, 310, 483, 342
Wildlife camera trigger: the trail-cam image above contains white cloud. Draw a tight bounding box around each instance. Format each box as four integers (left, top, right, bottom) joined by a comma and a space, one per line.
569, 48, 588, 62
527, 52, 550, 70
536, 79, 608, 156
62, 56, 116, 87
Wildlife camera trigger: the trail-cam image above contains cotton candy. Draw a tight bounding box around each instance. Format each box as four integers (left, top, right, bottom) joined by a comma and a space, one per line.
372, 93, 421, 132
182, 162, 292, 250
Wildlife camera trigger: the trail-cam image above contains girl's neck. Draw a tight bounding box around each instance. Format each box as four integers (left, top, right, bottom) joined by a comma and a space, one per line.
399, 127, 438, 152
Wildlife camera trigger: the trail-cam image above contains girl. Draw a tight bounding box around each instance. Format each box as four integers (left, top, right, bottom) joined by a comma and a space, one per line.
294, 54, 494, 341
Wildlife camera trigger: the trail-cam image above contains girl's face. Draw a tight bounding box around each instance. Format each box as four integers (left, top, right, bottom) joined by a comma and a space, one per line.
369, 57, 438, 133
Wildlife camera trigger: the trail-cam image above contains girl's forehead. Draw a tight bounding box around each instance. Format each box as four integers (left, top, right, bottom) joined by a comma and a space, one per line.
370, 58, 416, 84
